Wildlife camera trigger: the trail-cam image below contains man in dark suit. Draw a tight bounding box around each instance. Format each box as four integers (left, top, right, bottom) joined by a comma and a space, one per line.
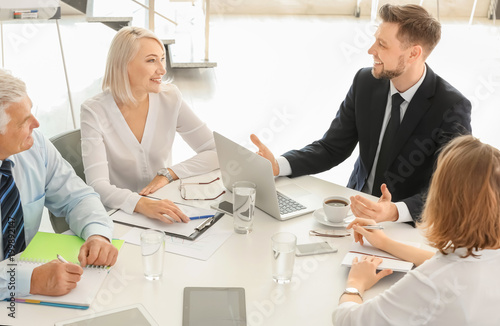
251, 4, 471, 224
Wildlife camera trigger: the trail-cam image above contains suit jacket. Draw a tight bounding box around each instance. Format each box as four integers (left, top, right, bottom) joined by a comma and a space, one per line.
283, 65, 472, 222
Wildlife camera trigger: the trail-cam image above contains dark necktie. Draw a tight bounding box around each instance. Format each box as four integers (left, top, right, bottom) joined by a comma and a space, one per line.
1, 160, 26, 259
372, 93, 404, 197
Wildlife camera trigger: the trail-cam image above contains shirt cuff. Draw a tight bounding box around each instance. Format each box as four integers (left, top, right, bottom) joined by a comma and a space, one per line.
395, 201, 412, 223
16, 263, 36, 297
122, 192, 142, 215
277, 156, 292, 177
81, 222, 113, 243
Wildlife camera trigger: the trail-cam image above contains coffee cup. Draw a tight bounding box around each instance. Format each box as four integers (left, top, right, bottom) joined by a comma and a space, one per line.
322, 196, 350, 223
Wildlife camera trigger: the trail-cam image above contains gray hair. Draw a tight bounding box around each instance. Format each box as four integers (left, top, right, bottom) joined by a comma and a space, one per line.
102, 26, 165, 105
0, 69, 27, 134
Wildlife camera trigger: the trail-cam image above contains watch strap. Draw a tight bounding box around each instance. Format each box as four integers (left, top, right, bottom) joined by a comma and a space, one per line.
158, 168, 174, 183
342, 287, 363, 300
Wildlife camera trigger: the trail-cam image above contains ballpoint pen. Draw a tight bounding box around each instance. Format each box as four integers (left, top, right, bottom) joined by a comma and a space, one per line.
309, 230, 351, 238
361, 225, 384, 230
190, 215, 215, 220
57, 254, 69, 263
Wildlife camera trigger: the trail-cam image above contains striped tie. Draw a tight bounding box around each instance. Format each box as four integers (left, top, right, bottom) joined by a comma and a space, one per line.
1, 159, 26, 259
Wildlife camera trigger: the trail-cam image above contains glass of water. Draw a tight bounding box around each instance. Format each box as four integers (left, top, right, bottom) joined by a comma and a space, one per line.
140, 229, 165, 280
232, 181, 256, 234
271, 232, 297, 284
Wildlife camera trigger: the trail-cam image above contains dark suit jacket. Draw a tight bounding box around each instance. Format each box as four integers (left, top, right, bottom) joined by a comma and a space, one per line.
283, 65, 472, 222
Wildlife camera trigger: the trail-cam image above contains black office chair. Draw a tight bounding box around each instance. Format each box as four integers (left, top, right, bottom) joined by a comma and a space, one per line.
48, 129, 84, 233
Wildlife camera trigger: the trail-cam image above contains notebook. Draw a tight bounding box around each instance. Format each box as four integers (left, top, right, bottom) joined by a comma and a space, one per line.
13, 232, 124, 309
341, 241, 420, 273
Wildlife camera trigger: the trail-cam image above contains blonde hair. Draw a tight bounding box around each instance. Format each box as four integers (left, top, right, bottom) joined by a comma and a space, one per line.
419, 135, 500, 257
0, 69, 27, 134
102, 26, 165, 105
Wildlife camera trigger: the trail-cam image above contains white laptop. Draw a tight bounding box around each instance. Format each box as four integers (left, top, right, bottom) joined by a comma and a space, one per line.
214, 131, 321, 220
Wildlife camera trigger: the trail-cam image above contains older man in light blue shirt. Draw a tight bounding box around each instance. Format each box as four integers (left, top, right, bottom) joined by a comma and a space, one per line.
0, 69, 118, 300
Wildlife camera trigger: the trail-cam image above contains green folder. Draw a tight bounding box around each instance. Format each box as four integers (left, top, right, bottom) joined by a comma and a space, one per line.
20, 231, 124, 264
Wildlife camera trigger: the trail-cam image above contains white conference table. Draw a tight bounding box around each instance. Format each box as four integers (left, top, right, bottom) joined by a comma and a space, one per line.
5, 172, 428, 326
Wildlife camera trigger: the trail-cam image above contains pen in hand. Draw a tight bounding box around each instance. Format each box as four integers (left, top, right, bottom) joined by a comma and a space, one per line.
361, 225, 384, 230
57, 254, 69, 263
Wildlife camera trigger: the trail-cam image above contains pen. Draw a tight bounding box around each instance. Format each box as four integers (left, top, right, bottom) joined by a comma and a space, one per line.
309, 230, 351, 238
57, 254, 69, 263
144, 195, 161, 200
190, 215, 215, 220
361, 225, 384, 230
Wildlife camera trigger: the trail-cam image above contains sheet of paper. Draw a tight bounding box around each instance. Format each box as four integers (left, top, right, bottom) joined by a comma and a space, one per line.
111, 204, 217, 237
121, 226, 233, 261
341, 241, 420, 273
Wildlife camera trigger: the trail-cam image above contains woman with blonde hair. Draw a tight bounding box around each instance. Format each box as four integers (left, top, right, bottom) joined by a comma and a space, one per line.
81, 26, 218, 223
334, 135, 500, 325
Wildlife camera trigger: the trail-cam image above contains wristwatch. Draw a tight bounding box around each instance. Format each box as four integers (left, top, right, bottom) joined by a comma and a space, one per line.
157, 168, 174, 183
342, 287, 363, 300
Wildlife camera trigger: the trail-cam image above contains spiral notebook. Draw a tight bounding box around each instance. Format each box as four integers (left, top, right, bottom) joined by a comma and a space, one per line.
14, 232, 124, 309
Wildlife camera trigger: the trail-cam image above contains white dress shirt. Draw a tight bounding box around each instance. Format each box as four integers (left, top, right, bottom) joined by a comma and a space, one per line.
0, 130, 113, 300
278, 67, 428, 223
333, 248, 500, 326
81, 84, 218, 214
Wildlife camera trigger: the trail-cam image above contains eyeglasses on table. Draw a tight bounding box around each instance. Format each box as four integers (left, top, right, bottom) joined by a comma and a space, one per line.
179, 177, 226, 200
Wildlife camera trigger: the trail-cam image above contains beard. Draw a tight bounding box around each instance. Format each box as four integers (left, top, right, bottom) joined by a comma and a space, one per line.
372, 55, 405, 80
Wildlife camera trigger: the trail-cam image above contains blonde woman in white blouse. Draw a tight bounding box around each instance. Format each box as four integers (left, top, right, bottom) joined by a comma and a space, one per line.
81, 26, 218, 223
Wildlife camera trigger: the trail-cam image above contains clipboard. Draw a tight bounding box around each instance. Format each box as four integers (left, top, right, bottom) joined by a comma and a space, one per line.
110, 207, 225, 241
167, 212, 225, 241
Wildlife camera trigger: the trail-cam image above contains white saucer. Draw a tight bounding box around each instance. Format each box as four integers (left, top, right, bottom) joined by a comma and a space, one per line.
313, 208, 354, 228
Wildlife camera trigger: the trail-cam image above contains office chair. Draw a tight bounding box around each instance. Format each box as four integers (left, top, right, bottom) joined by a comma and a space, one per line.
48, 129, 85, 233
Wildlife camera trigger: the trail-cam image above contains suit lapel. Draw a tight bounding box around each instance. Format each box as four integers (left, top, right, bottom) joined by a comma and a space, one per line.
388, 65, 436, 165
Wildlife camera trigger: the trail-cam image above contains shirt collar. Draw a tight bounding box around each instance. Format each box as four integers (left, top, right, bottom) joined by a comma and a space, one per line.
389, 64, 427, 103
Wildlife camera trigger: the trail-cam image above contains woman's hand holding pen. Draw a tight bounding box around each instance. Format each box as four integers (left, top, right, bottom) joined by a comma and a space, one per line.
135, 197, 189, 224
348, 218, 433, 267
344, 218, 393, 295
347, 217, 389, 250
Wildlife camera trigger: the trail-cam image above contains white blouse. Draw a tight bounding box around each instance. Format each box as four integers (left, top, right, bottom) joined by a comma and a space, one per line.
81, 84, 218, 214
333, 248, 500, 326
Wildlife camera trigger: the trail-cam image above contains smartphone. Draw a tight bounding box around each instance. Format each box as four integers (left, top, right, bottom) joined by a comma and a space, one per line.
295, 242, 338, 256
210, 200, 233, 216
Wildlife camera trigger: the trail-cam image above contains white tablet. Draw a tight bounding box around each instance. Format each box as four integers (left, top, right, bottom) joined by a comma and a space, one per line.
183, 287, 247, 326
54, 303, 158, 326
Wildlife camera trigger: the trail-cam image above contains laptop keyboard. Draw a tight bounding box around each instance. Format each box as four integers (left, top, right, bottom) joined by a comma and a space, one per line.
277, 192, 306, 215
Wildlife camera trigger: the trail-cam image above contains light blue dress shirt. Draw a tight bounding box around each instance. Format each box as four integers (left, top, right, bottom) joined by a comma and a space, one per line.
0, 130, 113, 300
